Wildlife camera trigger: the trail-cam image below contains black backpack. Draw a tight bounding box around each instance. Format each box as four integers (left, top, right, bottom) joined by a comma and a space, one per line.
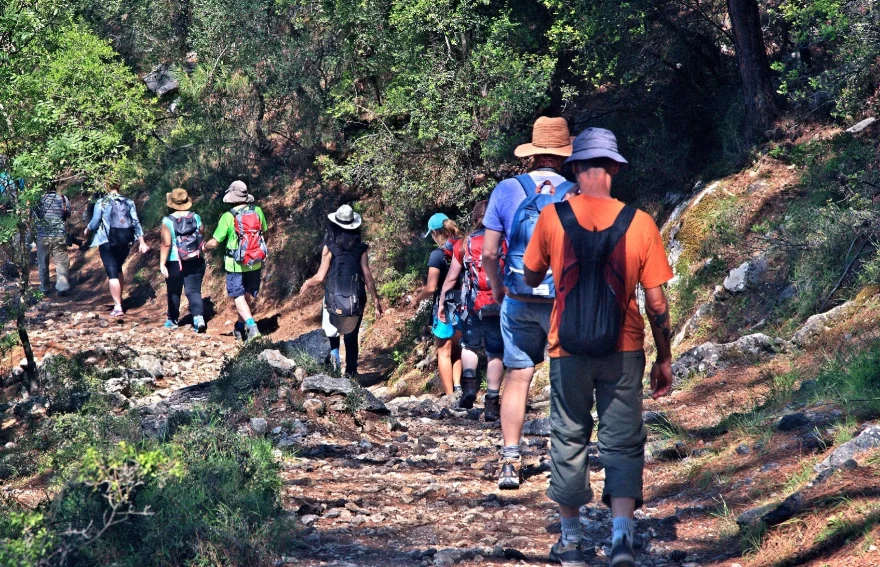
325, 242, 366, 318
554, 201, 637, 356
107, 196, 135, 247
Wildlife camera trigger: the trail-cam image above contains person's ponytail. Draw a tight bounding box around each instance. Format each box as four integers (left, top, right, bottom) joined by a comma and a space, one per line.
441, 219, 461, 239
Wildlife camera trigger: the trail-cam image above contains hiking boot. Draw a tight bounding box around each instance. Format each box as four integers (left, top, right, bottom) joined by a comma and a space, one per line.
163, 319, 179, 329
233, 323, 246, 342
484, 394, 500, 422
498, 457, 522, 490
609, 535, 635, 567
549, 537, 584, 566
246, 323, 262, 342
193, 316, 207, 333
459, 373, 478, 409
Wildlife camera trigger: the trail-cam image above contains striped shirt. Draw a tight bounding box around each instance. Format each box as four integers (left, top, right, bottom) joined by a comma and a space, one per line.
34, 192, 70, 238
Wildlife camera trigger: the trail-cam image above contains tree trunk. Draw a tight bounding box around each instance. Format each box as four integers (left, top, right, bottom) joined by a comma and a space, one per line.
727, 0, 777, 137
15, 223, 37, 392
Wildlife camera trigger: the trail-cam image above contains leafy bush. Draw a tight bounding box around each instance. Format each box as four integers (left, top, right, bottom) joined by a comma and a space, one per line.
212, 340, 276, 409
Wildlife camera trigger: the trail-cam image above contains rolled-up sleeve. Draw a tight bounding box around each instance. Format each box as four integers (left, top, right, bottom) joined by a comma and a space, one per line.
129, 200, 144, 239
87, 200, 102, 231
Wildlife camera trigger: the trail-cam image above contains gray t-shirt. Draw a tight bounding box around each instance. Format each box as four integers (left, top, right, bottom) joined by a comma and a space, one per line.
483, 170, 568, 244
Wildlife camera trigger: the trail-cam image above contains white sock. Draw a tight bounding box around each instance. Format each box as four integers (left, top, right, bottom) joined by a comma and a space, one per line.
611, 516, 635, 546
561, 515, 581, 545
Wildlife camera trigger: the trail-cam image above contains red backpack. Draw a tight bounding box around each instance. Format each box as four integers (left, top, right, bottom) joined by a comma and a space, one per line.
229, 205, 268, 267
461, 229, 505, 319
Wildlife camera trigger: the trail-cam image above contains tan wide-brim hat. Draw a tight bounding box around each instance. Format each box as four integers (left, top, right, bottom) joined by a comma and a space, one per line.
514, 116, 574, 158
166, 188, 192, 210
223, 180, 254, 204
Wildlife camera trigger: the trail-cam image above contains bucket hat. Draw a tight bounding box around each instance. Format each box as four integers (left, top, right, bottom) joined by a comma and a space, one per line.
564, 128, 628, 166
223, 180, 254, 204
328, 204, 362, 229
423, 213, 449, 238
166, 188, 192, 211
514, 117, 574, 158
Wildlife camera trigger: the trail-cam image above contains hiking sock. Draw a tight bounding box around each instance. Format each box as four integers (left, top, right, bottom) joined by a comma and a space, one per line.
453, 385, 462, 393
561, 515, 582, 546
501, 445, 521, 461
234, 321, 245, 331
245, 317, 256, 327
611, 516, 635, 547
487, 388, 500, 397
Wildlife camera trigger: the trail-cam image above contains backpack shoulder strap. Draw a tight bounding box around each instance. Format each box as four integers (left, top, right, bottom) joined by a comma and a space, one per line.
554, 201, 581, 235
514, 174, 536, 195
609, 206, 638, 244
556, 181, 576, 198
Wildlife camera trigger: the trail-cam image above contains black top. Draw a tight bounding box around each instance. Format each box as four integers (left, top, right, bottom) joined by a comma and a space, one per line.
427, 247, 452, 316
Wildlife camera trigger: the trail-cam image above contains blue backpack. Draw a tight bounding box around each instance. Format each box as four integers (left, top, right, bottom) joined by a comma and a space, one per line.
503, 174, 575, 298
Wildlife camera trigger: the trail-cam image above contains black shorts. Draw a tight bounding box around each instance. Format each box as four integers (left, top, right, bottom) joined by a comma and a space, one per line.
99, 243, 130, 279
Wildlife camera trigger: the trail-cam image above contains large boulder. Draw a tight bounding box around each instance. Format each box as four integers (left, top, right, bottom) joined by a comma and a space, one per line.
791, 301, 857, 348
143, 65, 179, 96
300, 374, 353, 396
814, 424, 880, 474
281, 330, 331, 368
672, 333, 781, 387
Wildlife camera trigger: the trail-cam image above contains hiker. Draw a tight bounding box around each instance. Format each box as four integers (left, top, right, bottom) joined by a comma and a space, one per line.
522, 128, 673, 567
159, 188, 206, 332
299, 204, 383, 376
84, 183, 149, 316
437, 200, 506, 414
33, 182, 71, 296
409, 213, 462, 396
481, 116, 577, 489
204, 181, 268, 342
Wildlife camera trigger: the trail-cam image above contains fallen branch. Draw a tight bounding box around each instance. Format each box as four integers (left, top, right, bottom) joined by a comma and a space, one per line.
819, 236, 869, 312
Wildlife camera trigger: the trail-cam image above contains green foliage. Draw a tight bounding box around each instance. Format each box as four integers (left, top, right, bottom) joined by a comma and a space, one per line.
814, 338, 880, 418
212, 340, 276, 408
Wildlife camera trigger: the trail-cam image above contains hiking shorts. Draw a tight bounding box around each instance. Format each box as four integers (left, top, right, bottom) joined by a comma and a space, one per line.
546, 351, 647, 510
225, 269, 261, 299
99, 243, 130, 279
461, 315, 504, 359
500, 297, 552, 369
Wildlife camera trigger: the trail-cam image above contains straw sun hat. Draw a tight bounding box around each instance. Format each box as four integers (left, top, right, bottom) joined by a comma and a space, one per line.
514, 117, 574, 158
166, 188, 192, 210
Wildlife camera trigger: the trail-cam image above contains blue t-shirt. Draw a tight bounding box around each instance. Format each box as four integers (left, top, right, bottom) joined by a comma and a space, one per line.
162, 212, 202, 262
483, 170, 568, 244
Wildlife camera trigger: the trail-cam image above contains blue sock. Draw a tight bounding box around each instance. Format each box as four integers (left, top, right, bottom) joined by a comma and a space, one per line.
234, 321, 245, 330
245, 318, 255, 327
561, 515, 582, 545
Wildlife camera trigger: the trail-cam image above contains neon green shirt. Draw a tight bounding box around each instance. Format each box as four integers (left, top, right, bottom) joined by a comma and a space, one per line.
212, 205, 268, 273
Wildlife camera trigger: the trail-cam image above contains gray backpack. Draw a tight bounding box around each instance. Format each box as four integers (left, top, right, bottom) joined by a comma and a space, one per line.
107, 197, 135, 247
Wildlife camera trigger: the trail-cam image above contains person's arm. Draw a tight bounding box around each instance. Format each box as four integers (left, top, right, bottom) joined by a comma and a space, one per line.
436, 256, 463, 321
129, 200, 149, 253
361, 250, 383, 318
644, 285, 673, 399
204, 213, 228, 250
84, 199, 102, 236
482, 229, 505, 305
411, 267, 441, 307
159, 224, 172, 278
299, 246, 332, 295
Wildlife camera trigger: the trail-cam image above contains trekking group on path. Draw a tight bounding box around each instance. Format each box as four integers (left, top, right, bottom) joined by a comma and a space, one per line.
25, 116, 674, 567
298, 117, 674, 567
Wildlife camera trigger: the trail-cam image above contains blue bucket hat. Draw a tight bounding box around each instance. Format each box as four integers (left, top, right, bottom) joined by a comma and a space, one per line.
423, 213, 449, 238
564, 128, 628, 166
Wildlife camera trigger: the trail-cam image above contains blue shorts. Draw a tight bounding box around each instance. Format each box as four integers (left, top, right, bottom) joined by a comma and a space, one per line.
501, 297, 552, 369
461, 315, 504, 359
226, 269, 261, 299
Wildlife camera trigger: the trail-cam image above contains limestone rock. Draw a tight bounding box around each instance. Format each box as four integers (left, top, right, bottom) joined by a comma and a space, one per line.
776, 412, 811, 432
846, 117, 877, 133
791, 301, 856, 348
143, 65, 179, 96
258, 349, 296, 375
301, 374, 353, 396
250, 417, 268, 435
302, 398, 325, 413
522, 418, 552, 437
282, 330, 331, 368
672, 333, 780, 387
814, 424, 880, 474
723, 261, 750, 293
136, 355, 165, 378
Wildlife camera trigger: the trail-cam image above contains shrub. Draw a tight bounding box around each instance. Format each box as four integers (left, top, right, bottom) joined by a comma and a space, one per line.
212, 340, 276, 409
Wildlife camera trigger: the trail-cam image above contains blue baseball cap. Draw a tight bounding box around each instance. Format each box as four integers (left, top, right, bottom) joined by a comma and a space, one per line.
564, 127, 628, 166
424, 213, 449, 238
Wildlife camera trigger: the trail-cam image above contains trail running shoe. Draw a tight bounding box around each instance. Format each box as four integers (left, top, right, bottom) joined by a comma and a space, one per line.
498, 457, 522, 490
484, 394, 500, 422
609, 535, 635, 567
110, 307, 124, 318
246, 323, 262, 342
163, 319, 179, 329
233, 324, 245, 342
549, 537, 584, 566
193, 316, 206, 333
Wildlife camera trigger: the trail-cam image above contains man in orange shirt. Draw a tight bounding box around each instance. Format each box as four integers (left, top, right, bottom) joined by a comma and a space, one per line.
523, 128, 673, 567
